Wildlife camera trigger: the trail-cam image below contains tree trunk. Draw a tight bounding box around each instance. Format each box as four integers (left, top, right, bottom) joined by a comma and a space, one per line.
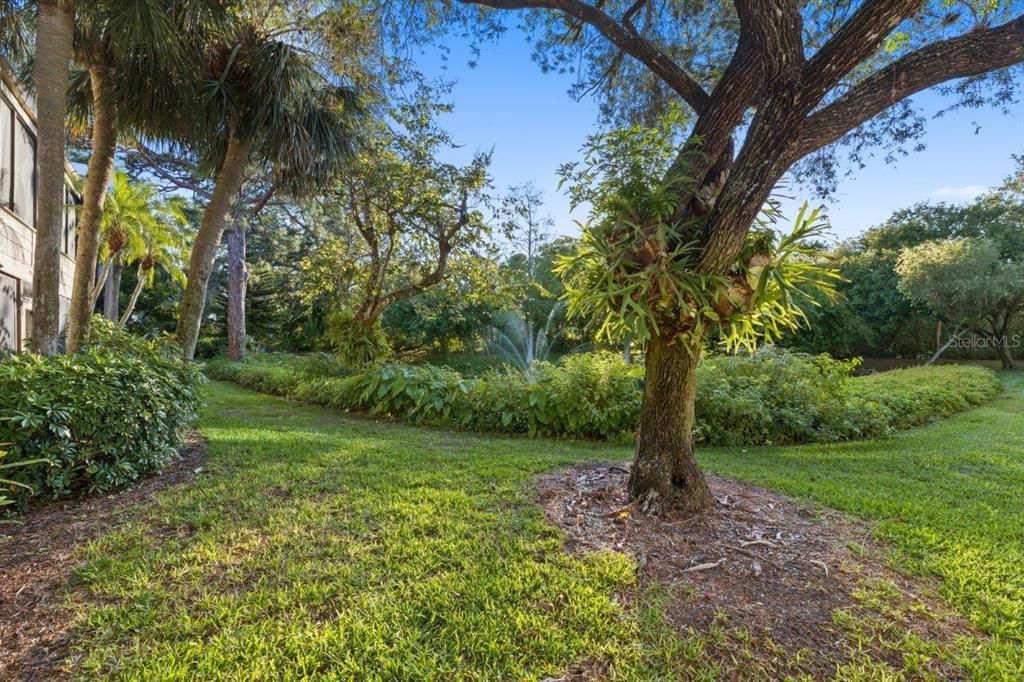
628, 334, 713, 515
66, 63, 119, 352
175, 131, 253, 360
118, 266, 145, 328
29, 0, 75, 355
926, 327, 963, 365
90, 262, 110, 308
226, 225, 248, 361
103, 261, 121, 321
999, 342, 1016, 370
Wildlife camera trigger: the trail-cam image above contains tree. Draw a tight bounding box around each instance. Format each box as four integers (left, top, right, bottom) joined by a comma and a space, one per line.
118, 204, 189, 328
56, 0, 228, 352
788, 159, 1024, 362
452, 0, 1024, 513
381, 254, 510, 353
29, 0, 74, 355
90, 173, 187, 321
172, 13, 364, 361
498, 182, 555, 365
897, 238, 1024, 369
299, 89, 490, 363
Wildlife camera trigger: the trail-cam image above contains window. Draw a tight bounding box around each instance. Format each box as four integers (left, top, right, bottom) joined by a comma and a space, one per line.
12, 117, 35, 226
0, 97, 11, 208
0, 271, 18, 352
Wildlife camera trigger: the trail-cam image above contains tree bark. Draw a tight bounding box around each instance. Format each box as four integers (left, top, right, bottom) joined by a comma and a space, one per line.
103, 261, 121, 321
629, 334, 713, 515
29, 0, 75, 355
118, 266, 145, 328
175, 130, 253, 360
998, 341, 1016, 370
926, 327, 964, 365
90, 262, 109, 308
66, 63, 119, 352
225, 224, 248, 361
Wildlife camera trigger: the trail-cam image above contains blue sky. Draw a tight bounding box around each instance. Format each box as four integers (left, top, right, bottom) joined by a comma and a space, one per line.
418, 29, 1024, 243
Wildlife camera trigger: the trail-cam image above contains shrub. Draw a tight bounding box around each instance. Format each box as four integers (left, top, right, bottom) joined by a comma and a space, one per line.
465, 367, 534, 434
695, 348, 865, 445
0, 320, 203, 508
323, 310, 391, 366
848, 364, 1003, 432
348, 363, 472, 424
205, 349, 1002, 446
532, 352, 643, 441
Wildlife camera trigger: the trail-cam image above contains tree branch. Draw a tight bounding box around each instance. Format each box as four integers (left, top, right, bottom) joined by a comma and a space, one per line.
802, 0, 924, 107
794, 13, 1024, 160
379, 193, 470, 309
457, 0, 711, 113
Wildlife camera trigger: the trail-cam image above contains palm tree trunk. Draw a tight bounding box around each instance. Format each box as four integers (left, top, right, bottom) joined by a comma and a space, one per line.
103, 261, 122, 321
175, 131, 253, 360
628, 334, 713, 515
118, 266, 145, 328
66, 63, 119, 352
29, 0, 75, 355
226, 224, 248, 361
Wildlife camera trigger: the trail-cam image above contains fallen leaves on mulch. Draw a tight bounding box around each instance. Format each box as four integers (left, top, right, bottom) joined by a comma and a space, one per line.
535, 462, 981, 680
0, 434, 207, 682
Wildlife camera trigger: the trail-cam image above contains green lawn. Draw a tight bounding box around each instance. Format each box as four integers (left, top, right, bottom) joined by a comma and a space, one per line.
69, 374, 1024, 680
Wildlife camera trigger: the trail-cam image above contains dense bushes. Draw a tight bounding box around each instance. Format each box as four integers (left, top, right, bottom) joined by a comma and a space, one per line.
848, 364, 1005, 431
207, 348, 1002, 446
0, 321, 203, 509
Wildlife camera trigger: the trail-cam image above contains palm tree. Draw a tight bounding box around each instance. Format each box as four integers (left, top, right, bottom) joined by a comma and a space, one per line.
64, 0, 228, 351
89, 173, 184, 322
173, 18, 363, 360
29, 0, 74, 355
119, 202, 188, 328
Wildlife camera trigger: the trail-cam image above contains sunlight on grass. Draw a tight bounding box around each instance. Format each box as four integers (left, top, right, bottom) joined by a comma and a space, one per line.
69, 375, 1024, 679
699, 372, 1024, 676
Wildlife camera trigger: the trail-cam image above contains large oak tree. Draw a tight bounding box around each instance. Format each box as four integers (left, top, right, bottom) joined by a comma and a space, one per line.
450, 0, 1024, 513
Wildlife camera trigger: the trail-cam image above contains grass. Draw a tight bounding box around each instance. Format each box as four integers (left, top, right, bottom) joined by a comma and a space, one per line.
699, 371, 1024, 676
67, 373, 1024, 679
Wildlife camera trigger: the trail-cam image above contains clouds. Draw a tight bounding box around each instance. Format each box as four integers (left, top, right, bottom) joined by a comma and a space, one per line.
928, 184, 989, 201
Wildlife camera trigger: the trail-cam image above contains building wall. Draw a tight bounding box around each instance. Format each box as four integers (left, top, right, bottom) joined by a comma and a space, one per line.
0, 67, 78, 352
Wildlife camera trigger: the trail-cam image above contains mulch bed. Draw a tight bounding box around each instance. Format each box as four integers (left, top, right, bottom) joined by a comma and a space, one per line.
536, 462, 980, 680
0, 434, 207, 682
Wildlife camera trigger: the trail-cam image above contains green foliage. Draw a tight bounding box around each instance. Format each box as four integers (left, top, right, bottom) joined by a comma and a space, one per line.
0, 320, 203, 508
897, 237, 1024, 354
848, 365, 1004, 431
0, 447, 47, 521
558, 198, 843, 352
322, 309, 392, 366
695, 348, 870, 446
207, 349, 1000, 446
786, 163, 1024, 360
298, 83, 491, 344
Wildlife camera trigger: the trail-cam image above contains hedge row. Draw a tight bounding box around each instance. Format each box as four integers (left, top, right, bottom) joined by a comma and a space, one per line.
206, 349, 1002, 446
1, 321, 203, 510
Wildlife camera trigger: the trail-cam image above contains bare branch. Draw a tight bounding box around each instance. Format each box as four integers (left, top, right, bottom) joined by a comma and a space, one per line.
794, 14, 1024, 160
457, 0, 711, 113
